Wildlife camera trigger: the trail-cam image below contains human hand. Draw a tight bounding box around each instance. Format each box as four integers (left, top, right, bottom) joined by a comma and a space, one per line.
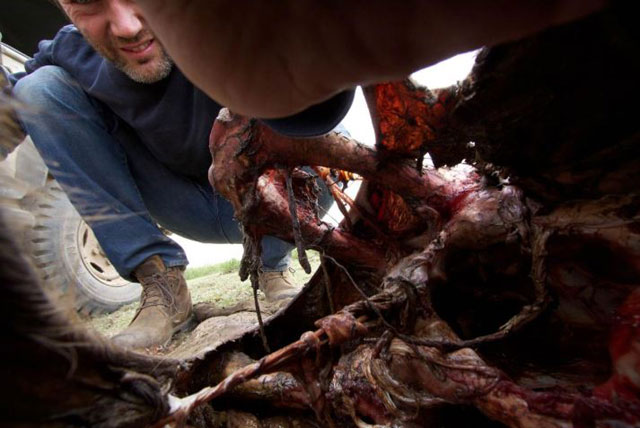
134, 0, 605, 118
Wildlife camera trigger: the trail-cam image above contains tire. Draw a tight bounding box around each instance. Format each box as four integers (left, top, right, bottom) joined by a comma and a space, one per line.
26, 178, 141, 314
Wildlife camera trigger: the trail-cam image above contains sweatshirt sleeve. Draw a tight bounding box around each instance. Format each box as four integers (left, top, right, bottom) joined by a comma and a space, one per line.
262, 89, 355, 137
8, 25, 74, 86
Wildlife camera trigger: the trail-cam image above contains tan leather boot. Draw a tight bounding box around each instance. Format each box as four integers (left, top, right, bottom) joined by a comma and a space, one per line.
258, 269, 301, 302
111, 255, 192, 349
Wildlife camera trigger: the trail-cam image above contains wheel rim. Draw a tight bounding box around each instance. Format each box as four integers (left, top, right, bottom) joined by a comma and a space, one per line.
77, 221, 129, 287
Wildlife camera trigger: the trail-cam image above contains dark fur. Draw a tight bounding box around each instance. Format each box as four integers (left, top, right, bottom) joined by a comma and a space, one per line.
0, 205, 179, 426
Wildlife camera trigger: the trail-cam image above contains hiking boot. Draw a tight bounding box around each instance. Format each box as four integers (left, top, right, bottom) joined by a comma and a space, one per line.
111, 255, 192, 349
258, 269, 301, 302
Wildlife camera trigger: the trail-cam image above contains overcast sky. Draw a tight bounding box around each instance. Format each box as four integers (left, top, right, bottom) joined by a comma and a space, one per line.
175, 50, 479, 267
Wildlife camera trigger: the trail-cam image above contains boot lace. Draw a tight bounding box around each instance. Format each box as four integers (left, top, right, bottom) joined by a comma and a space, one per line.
135, 273, 177, 315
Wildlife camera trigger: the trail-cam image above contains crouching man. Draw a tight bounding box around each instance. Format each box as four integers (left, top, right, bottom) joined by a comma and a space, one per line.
10, 0, 352, 349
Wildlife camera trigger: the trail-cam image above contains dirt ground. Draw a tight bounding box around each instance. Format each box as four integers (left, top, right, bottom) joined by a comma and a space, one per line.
88, 252, 320, 352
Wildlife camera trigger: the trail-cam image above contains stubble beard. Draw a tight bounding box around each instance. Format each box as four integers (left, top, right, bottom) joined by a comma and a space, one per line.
85, 30, 174, 84
113, 48, 173, 84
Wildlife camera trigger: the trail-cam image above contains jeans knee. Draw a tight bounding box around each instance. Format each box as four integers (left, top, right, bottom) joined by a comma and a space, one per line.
13, 66, 79, 110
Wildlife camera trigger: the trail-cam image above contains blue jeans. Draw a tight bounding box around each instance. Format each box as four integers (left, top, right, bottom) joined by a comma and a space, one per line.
13, 66, 333, 280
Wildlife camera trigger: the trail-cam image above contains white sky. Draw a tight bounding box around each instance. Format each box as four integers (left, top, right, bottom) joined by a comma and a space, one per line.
175, 50, 479, 267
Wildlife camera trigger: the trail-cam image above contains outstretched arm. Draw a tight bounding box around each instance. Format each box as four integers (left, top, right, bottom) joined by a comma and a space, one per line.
135, 0, 605, 118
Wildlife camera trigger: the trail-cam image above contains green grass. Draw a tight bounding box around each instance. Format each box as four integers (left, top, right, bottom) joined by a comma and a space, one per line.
184, 258, 241, 280
183, 249, 319, 281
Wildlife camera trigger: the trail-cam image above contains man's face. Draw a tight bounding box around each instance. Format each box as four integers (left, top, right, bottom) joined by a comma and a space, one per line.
58, 0, 172, 83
